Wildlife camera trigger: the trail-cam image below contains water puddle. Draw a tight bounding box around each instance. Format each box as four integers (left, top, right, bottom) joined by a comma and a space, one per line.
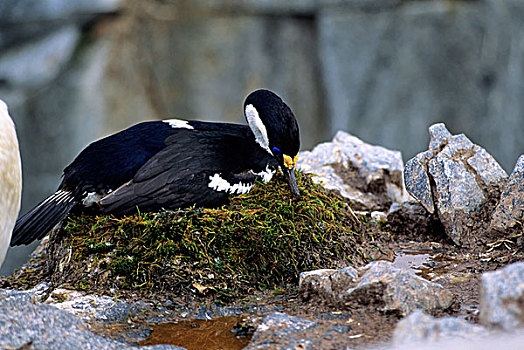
139, 316, 251, 350
393, 249, 454, 280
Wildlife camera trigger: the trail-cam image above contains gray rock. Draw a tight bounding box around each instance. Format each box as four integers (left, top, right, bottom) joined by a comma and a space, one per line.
404, 123, 507, 246
299, 261, 454, 316
299, 268, 338, 300
299, 267, 359, 303
479, 262, 524, 331
0, 282, 52, 303
404, 151, 436, 214
245, 312, 318, 350
387, 332, 524, 350
392, 310, 489, 344
490, 155, 524, 232
45, 288, 145, 323
428, 123, 453, 152
0, 290, 180, 350
298, 130, 408, 210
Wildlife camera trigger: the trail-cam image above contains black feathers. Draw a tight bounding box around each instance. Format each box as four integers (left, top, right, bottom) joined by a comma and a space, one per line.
11, 190, 76, 245
99, 126, 275, 215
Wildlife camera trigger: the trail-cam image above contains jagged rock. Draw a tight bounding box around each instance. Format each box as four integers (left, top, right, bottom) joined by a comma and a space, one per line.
0, 289, 181, 350
245, 312, 318, 350
479, 262, 524, 331
490, 155, 524, 232
404, 123, 508, 246
299, 267, 359, 303
299, 261, 454, 316
392, 310, 489, 344
45, 288, 146, 323
298, 130, 408, 210
403, 151, 435, 213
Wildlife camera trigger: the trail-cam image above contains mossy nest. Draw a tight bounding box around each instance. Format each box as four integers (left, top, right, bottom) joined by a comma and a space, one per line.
46, 172, 372, 300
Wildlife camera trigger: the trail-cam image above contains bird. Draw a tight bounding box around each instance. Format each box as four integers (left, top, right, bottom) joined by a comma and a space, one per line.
11, 89, 300, 246
0, 99, 22, 266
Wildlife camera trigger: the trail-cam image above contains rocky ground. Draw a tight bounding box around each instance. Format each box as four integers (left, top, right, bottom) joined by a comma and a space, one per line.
1, 123, 524, 349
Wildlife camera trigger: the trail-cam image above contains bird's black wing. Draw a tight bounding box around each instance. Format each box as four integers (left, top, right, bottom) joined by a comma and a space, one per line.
60, 121, 177, 196
99, 126, 276, 215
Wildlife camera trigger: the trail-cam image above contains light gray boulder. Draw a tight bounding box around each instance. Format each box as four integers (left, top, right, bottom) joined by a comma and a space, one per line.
0, 289, 181, 350
392, 310, 489, 344
479, 262, 524, 331
299, 261, 454, 316
45, 288, 146, 323
388, 310, 524, 350
490, 155, 524, 232
244, 312, 318, 350
405, 123, 507, 246
298, 130, 408, 210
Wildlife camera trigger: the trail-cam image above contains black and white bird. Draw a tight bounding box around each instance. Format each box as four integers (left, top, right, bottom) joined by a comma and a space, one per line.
11, 89, 300, 246
0, 99, 22, 266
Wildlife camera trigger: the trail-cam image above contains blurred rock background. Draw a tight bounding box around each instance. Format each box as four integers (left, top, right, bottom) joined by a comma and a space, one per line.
1, 0, 523, 274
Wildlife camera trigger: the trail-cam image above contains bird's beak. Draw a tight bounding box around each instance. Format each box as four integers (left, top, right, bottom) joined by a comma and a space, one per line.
284, 167, 300, 198
282, 154, 300, 197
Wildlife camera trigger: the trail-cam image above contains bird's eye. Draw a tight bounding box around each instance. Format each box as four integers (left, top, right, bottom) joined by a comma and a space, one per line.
272, 147, 282, 156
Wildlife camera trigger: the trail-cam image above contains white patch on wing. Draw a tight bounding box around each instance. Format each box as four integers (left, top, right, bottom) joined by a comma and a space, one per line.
252, 165, 274, 183
163, 119, 194, 129
208, 173, 253, 194
82, 191, 102, 207
51, 190, 74, 204
245, 104, 271, 154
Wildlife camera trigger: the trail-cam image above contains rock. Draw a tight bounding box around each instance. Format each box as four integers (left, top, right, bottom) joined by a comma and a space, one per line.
0, 289, 180, 350
300, 261, 454, 316
245, 312, 319, 349
404, 151, 437, 214
299, 268, 338, 300
299, 267, 359, 303
388, 332, 524, 350
45, 288, 146, 323
392, 310, 489, 344
298, 130, 408, 210
490, 155, 524, 232
404, 123, 508, 246
479, 262, 524, 331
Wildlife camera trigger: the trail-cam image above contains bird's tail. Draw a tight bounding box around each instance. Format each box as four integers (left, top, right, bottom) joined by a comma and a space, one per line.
11, 190, 77, 246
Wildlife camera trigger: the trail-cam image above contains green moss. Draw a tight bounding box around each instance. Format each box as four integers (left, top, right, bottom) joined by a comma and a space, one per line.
59, 172, 368, 300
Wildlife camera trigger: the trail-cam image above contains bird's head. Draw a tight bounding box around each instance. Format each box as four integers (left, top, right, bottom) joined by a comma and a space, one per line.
244, 89, 300, 197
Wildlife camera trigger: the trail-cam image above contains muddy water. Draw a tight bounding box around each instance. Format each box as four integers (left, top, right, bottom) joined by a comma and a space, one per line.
393, 249, 454, 280
139, 316, 250, 350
